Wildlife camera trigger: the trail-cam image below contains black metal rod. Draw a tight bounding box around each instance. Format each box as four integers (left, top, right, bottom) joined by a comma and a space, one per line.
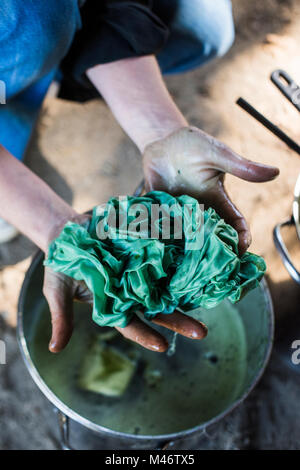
236, 97, 300, 156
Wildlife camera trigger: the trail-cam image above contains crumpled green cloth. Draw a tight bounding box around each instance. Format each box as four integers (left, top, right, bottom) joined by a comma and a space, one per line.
45, 191, 266, 328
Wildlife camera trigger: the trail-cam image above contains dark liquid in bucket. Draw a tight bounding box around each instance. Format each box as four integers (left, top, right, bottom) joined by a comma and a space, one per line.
28, 300, 247, 436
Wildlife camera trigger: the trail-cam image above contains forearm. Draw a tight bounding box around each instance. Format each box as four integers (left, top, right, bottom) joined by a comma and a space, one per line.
0, 145, 78, 251
86, 55, 188, 152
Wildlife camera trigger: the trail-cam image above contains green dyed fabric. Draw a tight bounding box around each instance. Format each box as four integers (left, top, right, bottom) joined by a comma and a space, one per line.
45, 191, 266, 328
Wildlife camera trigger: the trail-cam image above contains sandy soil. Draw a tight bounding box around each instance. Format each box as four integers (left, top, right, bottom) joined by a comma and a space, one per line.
1, 0, 300, 449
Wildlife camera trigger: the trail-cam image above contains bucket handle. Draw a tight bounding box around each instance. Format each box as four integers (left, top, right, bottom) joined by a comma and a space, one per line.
273, 217, 300, 284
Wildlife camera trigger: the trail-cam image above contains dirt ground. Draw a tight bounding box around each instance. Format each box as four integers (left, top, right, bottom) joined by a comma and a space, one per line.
1, 0, 300, 449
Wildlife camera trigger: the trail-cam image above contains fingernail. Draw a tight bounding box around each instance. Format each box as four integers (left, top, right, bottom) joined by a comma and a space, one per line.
191, 322, 208, 339
246, 232, 252, 248
270, 167, 280, 179
191, 330, 200, 338
151, 341, 168, 352
49, 340, 57, 352
200, 322, 208, 338
241, 233, 251, 252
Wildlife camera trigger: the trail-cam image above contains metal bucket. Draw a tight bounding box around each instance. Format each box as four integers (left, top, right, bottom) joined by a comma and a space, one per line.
17, 251, 274, 450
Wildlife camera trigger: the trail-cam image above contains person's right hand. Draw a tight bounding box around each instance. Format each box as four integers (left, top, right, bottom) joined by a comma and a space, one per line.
143, 127, 280, 254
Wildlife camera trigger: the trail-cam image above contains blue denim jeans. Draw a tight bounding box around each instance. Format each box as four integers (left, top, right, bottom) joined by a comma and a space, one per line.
0, 0, 234, 161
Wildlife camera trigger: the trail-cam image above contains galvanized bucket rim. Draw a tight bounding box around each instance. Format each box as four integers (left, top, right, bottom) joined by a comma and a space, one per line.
17, 250, 274, 443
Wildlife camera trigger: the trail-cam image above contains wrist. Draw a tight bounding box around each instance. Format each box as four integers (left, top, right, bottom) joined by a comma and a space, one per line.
136, 119, 188, 153
44, 212, 89, 252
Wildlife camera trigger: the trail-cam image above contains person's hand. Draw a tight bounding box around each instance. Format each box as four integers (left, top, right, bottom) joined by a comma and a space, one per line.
43, 213, 207, 354
143, 126, 280, 254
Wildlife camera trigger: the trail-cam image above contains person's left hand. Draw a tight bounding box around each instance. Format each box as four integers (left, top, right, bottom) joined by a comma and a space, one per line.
143, 126, 279, 254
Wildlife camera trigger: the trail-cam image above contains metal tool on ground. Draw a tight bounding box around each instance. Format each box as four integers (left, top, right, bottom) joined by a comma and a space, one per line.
271, 70, 300, 113
236, 97, 300, 156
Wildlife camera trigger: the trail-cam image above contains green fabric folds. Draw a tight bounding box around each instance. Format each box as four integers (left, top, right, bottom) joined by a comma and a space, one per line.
45, 191, 266, 328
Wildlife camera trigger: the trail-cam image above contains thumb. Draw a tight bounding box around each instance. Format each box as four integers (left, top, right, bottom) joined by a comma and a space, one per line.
220, 146, 280, 182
